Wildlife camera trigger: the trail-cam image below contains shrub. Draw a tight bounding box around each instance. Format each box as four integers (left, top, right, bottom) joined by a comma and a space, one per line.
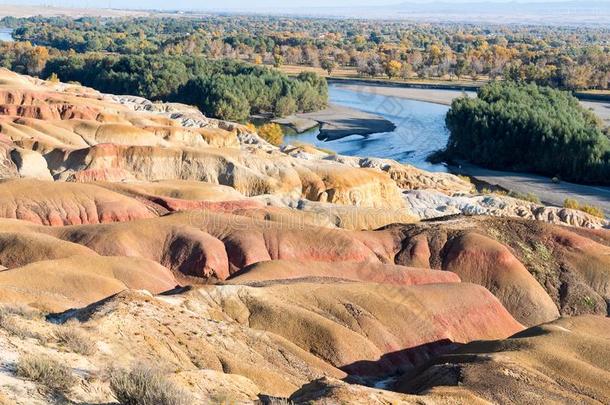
245, 122, 257, 133
257, 123, 284, 146
562, 198, 605, 218
109, 365, 192, 405
0, 305, 44, 340
46, 72, 59, 83
54, 322, 95, 355
579, 204, 605, 219
16, 354, 76, 393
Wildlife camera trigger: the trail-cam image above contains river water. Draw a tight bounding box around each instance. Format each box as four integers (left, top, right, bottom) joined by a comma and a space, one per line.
0, 28, 13, 42
286, 83, 451, 172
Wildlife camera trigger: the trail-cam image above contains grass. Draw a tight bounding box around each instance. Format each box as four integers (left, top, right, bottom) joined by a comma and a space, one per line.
563, 198, 606, 219
564, 198, 580, 209
16, 353, 76, 393
582, 296, 597, 311
288, 140, 336, 155
580, 205, 606, 219
54, 321, 95, 355
0, 304, 41, 320
507, 191, 541, 204
480, 188, 541, 204
109, 364, 192, 405
457, 174, 472, 184
0, 305, 45, 341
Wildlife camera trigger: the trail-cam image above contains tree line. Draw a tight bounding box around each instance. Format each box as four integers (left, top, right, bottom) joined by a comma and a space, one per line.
0, 42, 327, 121
3, 15, 609, 90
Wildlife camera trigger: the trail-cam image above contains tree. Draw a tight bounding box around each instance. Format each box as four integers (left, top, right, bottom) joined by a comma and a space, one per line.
385, 59, 402, 79
274, 95, 297, 117
445, 82, 610, 185
257, 123, 284, 146
273, 53, 285, 68
320, 58, 337, 76
21, 45, 49, 75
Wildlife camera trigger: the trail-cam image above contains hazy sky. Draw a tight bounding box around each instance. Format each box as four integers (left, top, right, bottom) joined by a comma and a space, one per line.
16, 0, 587, 11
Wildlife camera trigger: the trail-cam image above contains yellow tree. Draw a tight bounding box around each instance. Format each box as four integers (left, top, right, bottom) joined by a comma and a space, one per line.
385, 59, 403, 79
427, 44, 442, 64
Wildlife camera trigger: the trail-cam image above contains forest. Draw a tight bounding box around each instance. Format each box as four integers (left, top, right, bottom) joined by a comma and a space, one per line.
445, 82, 610, 185
42, 55, 327, 121
2, 15, 609, 90
0, 17, 331, 121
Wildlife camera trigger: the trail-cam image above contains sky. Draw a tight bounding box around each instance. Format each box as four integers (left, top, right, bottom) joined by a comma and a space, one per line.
13, 0, 589, 11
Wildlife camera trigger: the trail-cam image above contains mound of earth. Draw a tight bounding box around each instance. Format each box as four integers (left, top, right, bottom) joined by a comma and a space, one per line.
396, 315, 610, 404
0, 179, 157, 225
0, 256, 178, 311
228, 259, 461, 286
390, 216, 610, 325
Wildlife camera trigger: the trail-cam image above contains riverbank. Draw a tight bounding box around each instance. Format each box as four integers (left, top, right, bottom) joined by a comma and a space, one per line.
331, 82, 475, 106
276, 104, 396, 140
450, 162, 610, 216
281, 82, 610, 213
332, 81, 610, 126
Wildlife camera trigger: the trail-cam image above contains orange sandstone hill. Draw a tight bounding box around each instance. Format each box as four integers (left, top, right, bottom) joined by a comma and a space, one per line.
0, 68, 608, 404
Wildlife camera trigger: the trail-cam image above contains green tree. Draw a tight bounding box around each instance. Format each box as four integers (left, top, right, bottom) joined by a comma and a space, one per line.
445, 82, 610, 185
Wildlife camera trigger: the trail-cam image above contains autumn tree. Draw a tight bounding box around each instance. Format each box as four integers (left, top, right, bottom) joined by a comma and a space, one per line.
385, 59, 402, 79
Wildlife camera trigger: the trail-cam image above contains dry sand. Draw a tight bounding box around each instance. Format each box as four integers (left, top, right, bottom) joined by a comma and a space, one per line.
452, 162, 610, 215
333, 83, 475, 106
335, 82, 610, 127
278, 104, 396, 140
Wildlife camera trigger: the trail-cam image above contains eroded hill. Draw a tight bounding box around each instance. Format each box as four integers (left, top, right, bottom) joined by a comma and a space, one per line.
0, 68, 608, 404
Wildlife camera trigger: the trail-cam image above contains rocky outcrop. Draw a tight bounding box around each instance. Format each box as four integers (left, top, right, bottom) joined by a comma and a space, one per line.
0, 134, 17, 179
404, 189, 608, 229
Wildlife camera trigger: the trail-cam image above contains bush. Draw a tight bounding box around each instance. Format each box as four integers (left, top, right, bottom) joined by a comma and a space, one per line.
16, 354, 76, 393
563, 198, 606, 218
445, 82, 610, 185
109, 365, 192, 405
257, 123, 284, 146
0, 305, 44, 340
580, 204, 605, 219
54, 322, 95, 355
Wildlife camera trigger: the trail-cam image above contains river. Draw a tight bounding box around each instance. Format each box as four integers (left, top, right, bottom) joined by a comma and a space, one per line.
289, 83, 609, 213
286, 83, 451, 172
0, 28, 13, 42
